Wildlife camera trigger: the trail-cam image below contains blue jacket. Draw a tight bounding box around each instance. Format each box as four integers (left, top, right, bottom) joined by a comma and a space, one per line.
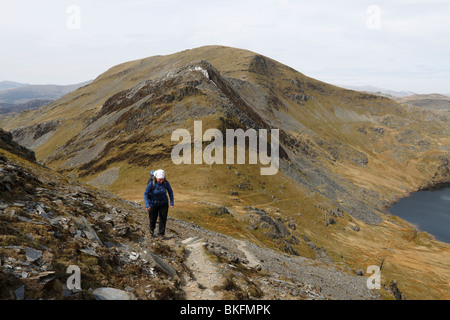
144, 180, 174, 208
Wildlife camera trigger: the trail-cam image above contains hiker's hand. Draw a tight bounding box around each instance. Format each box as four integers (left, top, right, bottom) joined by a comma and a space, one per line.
170, 205, 174, 209
146, 207, 151, 212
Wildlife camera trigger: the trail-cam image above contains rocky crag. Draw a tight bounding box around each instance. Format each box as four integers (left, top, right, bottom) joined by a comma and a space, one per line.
0, 128, 36, 163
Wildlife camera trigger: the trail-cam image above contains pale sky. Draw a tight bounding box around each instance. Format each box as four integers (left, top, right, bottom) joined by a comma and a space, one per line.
1, 0, 449, 94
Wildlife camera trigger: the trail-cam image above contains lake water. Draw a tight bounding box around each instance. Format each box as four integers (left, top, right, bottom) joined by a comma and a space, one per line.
388, 186, 450, 244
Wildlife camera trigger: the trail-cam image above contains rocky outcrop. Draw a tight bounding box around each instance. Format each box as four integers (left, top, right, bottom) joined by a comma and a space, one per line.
433, 157, 450, 182
10, 120, 61, 150
0, 152, 184, 300
0, 128, 36, 163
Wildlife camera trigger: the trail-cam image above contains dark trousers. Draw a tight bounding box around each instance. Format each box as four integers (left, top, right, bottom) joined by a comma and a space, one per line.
149, 203, 169, 236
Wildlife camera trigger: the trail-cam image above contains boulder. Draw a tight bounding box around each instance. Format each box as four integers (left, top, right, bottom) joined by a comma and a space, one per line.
211, 206, 230, 217
260, 215, 291, 237
93, 287, 137, 300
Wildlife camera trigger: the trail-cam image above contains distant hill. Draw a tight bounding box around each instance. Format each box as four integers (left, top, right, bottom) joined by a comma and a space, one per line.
0, 99, 54, 115
0, 81, 28, 91
0, 81, 92, 105
394, 93, 450, 110
338, 84, 416, 98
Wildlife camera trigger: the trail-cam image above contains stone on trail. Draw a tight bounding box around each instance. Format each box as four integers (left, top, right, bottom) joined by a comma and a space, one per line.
93, 287, 137, 300
181, 236, 203, 246
141, 250, 177, 278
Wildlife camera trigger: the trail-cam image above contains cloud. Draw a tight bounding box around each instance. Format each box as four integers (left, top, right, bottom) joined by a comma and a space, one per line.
0, 0, 448, 93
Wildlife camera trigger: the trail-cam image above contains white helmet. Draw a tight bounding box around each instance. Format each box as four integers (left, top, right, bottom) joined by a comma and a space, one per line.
154, 169, 165, 179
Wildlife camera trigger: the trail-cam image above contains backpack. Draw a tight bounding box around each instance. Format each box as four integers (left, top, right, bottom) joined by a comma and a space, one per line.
148, 179, 168, 192
147, 170, 155, 186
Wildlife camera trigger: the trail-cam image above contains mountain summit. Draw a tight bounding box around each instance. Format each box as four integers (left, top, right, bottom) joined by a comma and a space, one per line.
1, 46, 449, 299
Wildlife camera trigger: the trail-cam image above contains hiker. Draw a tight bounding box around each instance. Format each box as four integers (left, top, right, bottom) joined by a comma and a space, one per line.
144, 169, 174, 238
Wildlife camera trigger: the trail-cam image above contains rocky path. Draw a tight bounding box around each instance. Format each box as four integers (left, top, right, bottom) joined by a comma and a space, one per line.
165, 216, 381, 300
234, 239, 261, 270
181, 236, 224, 300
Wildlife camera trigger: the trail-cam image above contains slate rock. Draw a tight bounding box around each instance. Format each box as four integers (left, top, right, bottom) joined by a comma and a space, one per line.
260, 215, 290, 237
73, 216, 104, 246
79, 248, 100, 258
93, 287, 137, 300
141, 250, 176, 278
14, 285, 25, 300
26, 247, 43, 262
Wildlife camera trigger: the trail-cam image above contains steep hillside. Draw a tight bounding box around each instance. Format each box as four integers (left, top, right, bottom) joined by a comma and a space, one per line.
1, 129, 384, 300
1, 46, 449, 299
